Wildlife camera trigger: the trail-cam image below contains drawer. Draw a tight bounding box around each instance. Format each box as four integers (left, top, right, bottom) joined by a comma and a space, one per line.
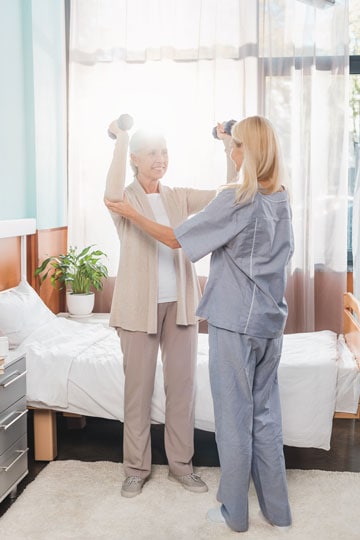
0, 434, 28, 503
0, 357, 26, 412
0, 396, 27, 456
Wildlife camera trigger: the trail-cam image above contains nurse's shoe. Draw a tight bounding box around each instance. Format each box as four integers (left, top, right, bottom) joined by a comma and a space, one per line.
273, 526, 292, 533
259, 511, 291, 533
207, 506, 226, 524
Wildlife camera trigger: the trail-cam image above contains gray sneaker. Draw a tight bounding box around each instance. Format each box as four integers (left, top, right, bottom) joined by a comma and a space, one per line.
121, 476, 146, 498
168, 472, 208, 493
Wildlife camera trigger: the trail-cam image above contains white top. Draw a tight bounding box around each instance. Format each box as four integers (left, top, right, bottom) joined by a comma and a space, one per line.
147, 193, 177, 303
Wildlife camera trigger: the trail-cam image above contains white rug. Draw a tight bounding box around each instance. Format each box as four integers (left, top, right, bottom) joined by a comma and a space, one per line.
0, 462, 359, 540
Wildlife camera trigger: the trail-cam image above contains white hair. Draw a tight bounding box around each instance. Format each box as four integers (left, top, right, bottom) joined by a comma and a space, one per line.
129, 130, 167, 175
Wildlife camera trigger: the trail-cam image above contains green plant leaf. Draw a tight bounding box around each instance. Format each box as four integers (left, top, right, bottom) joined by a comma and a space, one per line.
34, 245, 109, 293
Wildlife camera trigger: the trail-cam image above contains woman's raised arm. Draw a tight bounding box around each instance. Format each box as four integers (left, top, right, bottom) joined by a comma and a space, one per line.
104, 121, 129, 202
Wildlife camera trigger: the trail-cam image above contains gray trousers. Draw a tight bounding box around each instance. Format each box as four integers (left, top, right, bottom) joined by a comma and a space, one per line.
208, 324, 292, 532
118, 302, 198, 478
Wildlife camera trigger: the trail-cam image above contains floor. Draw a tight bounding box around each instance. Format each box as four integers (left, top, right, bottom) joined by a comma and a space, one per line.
1, 412, 359, 518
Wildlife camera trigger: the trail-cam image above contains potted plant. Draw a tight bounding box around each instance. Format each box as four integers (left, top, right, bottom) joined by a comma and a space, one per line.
35, 245, 109, 317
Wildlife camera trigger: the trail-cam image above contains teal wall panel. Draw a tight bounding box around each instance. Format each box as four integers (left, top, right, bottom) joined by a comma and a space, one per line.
0, 0, 67, 229
32, 0, 67, 229
0, 0, 36, 220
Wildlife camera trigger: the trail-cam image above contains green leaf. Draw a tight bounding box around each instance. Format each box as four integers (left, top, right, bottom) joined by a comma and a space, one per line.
34, 244, 109, 293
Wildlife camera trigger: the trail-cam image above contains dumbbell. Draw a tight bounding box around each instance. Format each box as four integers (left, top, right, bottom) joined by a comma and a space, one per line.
108, 114, 134, 139
212, 119, 237, 139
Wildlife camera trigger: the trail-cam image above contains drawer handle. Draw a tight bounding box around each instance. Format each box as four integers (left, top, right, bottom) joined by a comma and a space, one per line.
0, 448, 29, 473
0, 409, 28, 430
0, 370, 27, 388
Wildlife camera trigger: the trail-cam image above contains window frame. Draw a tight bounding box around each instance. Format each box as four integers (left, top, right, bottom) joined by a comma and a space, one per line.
348, 55, 360, 270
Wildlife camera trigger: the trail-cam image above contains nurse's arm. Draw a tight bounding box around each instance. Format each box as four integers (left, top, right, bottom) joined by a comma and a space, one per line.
216, 123, 237, 183
104, 198, 180, 249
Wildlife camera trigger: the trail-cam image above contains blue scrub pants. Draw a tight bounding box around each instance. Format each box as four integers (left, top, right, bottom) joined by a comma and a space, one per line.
208, 324, 292, 532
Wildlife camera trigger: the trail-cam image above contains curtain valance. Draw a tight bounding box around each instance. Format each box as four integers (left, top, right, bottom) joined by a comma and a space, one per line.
70, 0, 257, 63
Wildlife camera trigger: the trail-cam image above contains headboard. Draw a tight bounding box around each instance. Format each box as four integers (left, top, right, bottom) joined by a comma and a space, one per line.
0, 219, 67, 313
0, 219, 36, 290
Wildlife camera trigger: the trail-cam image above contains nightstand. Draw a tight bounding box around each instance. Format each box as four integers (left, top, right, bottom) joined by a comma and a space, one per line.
0, 351, 28, 503
57, 312, 111, 327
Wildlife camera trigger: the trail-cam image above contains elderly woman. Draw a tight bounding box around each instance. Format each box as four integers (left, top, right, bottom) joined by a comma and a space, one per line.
106, 116, 293, 532
104, 119, 235, 498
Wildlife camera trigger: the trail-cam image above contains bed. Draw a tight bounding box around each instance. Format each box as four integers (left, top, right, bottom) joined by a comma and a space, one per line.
0, 223, 359, 461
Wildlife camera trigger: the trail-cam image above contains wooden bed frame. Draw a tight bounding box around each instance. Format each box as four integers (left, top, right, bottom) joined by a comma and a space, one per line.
333, 292, 360, 419
30, 292, 360, 461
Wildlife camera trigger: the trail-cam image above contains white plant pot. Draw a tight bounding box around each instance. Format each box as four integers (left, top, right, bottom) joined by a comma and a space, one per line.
66, 292, 95, 317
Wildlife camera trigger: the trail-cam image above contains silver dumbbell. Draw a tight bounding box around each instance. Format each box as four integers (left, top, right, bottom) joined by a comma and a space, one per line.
108, 114, 134, 139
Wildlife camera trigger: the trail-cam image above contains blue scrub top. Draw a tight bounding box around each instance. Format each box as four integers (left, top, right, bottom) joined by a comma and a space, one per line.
175, 187, 294, 338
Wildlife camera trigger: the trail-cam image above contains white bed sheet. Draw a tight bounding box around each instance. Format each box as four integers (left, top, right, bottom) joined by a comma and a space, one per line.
20, 318, 112, 408
277, 331, 338, 450
24, 320, 357, 451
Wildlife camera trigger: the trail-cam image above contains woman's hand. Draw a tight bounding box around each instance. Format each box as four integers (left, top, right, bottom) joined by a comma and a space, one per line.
107, 119, 122, 139
104, 197, 137, 220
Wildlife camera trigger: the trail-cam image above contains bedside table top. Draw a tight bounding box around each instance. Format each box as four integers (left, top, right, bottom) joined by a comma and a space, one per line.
1, 349, 26, 370
57, 312, 111, 326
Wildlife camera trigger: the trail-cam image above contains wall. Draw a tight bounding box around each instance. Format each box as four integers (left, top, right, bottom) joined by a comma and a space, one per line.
0, 0, 67, 227
0, 0, 36, 220
0, 0, 67, 312
31, 0, 67, 229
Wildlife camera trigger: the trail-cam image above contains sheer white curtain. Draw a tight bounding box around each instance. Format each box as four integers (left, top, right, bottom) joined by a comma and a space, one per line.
353, 147, 360, 301
259, 0, 349, 332
68, 0, 349, 332
68, 0, 258, 276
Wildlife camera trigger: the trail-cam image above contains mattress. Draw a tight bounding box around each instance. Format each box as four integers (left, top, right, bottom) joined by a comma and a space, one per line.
22, 319, 359, 451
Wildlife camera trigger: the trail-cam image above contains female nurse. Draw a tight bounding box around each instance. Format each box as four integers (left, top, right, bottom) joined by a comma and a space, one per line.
105, 115, 293, 532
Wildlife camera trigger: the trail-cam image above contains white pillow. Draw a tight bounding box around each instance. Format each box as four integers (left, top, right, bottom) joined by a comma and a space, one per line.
0, 280, 56, 349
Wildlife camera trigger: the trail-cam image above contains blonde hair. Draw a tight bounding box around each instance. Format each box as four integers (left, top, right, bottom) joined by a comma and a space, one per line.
227, 116, 284, 204
129, 129, 167, 175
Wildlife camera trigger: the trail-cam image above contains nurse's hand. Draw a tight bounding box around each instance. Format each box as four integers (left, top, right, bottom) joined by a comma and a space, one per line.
216, 123, 232, 153
216, 122, 226, 139
104, 197, 137, 220
216, 122, 231, 140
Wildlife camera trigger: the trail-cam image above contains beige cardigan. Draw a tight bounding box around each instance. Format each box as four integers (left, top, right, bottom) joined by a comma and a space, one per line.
104, 130, 235, 333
